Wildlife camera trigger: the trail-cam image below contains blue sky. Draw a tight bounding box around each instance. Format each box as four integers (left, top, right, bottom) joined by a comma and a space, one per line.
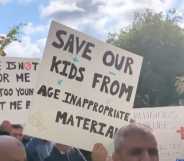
0, 0, 183, 58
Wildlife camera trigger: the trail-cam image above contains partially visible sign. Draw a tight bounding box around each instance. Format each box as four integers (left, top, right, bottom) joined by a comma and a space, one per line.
0, 57, 39, 124
133, 107, 184, 161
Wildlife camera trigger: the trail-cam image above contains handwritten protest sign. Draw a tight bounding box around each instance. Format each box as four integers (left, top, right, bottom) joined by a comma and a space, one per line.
25, 21, 143, 151
0, 57, 39, 124
133, 107, 184, 161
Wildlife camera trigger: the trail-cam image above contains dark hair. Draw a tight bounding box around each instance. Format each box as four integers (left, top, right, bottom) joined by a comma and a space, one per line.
12, 124, 23, 129
0, 129, 10, 135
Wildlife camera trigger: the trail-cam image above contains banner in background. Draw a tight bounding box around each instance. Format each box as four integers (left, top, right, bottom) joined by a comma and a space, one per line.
133, 107, 184, 161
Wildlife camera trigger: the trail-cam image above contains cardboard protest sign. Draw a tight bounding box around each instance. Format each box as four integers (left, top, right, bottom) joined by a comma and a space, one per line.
133, 107, 184, 161
0, 57, 39, 124
25, 20, 143, 151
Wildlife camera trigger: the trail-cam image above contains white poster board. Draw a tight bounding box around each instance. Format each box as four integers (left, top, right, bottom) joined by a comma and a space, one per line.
0, 57, 39, 124
25, 21, 143, 151
133, 107, 184, 161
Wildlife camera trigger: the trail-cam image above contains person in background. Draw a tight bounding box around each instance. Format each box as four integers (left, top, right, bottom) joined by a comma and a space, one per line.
0, 120, 12, 134
91, 123, 159, 161
10, 123, 31, 146
112, 123, 159, 161
10, 124, 24, 141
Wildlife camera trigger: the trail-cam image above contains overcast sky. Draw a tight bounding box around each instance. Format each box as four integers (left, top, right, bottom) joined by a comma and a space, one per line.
0, 0, 183, 58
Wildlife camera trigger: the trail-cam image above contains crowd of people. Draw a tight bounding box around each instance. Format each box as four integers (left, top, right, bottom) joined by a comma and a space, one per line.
0, 120, 159, 161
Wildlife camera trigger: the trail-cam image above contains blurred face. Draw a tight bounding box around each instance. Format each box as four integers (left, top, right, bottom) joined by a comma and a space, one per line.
11, 128, 23, 141
113, 133, 159, 161
1, 120, 12, 132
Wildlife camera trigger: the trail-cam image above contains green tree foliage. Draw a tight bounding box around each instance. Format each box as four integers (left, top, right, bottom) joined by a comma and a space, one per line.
107, 9, 184, 107
0, 24, 22, 56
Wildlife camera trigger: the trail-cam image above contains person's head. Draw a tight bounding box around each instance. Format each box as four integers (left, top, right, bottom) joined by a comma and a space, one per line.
0, 120, 12, 133
0, 135, 27, 161
10, 124, 24, 141
113, 123, 159, 161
